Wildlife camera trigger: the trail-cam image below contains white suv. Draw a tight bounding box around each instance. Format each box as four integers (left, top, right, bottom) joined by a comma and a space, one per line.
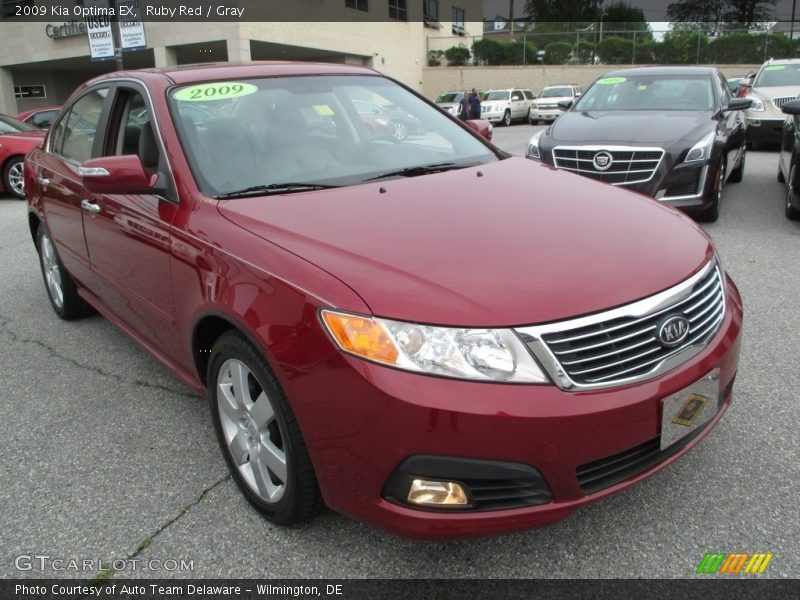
529, 84, 582, 124
481, 88, 535, 126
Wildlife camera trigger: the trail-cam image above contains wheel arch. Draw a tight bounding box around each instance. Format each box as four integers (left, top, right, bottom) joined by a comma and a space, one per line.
28, 210, 41, 246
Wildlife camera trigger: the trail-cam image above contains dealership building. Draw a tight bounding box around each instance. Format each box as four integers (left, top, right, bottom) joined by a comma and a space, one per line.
0, 0, 482, 115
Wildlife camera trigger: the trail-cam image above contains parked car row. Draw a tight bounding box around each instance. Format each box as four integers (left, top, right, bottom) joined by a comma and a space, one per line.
22, 62, 742, 539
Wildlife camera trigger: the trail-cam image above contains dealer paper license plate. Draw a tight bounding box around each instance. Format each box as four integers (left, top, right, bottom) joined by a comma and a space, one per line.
660, 369, 721, 450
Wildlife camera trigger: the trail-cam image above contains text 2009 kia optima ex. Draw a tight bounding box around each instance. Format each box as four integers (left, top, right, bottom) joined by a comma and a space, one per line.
25, 62, 742, 539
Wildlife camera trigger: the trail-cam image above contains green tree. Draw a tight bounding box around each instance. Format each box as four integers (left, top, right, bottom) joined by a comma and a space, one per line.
444, 45, 471, 66
666, 0, 777, 31
656, 29, 708, 63
635, 39, 660, 64
524, 0, 593, 22
543, 41, 573, 64
601, 2, 653, 40
573, 40, 596, 63
596, 36, 634, 64
502, 39, 538, 65
473, 38, 506, 65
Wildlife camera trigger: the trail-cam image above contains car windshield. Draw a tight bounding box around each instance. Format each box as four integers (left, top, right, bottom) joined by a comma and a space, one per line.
484, 91, 510, 101
0, 114, 37, 133
574, 75, 715, 112
754, 64, 800, 87
436, 92, 462, 103
540, 87, 572, 98
169, 75, 498, 197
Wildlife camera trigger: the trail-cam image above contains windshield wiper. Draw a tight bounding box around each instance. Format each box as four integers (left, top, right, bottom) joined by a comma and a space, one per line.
362, 162, 466, 182
214, 182, 339, 199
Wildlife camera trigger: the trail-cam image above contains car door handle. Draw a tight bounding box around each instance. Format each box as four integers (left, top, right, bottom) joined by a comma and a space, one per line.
81, 199, 101, 214
37, 176, 50, 188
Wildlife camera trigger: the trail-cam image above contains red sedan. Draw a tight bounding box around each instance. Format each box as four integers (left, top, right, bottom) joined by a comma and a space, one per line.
25, 63, 742, 539
0, 114, 45, 198
15, 105, 62, 129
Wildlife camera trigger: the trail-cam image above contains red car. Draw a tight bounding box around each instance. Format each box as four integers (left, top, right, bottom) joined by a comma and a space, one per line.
15, 105, 62, 130
0, 114, 45, 199
25, 63, 742, 539
465, 118, 493, 141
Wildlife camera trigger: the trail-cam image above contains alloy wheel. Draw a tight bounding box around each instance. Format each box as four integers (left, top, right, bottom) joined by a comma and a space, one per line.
8, 160, 24, 197
217, 358, 287, 503
40, 232, 64, 310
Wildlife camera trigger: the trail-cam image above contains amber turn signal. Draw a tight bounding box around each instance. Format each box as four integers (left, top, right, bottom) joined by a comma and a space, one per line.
321, 310, 399, 365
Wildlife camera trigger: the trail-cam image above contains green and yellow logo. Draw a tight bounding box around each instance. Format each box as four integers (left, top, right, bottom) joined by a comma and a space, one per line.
697, 552, 773, 574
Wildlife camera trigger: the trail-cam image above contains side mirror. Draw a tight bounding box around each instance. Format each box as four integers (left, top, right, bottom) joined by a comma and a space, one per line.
79, 155, 157, 195
736, 84, 751, 98
782, 99, 800, 115
726, 98, 752, 111
557, 100, 573, 111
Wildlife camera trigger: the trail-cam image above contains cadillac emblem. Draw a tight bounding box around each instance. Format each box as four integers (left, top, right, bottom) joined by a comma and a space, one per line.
592, 151, 613, 171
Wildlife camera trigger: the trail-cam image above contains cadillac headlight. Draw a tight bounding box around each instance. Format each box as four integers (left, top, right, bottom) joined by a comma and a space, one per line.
320, 310, 549, 383
527, 130, 543, 160
684, 131, 715, 163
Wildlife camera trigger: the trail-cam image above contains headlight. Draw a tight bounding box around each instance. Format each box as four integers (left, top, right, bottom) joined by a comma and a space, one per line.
527, 130, 543, 160
747, 95, 765, 112
320, 309, 549, 384
684, 131, 715, 163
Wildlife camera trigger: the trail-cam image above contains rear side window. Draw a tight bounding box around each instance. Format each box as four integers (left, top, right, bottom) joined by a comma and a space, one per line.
523, 90, 534, 100
54, 88, 108, 163
30, 110, 57, 128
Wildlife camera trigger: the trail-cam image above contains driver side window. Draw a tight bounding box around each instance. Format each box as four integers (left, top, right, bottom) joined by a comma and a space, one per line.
58, 88, 109, 164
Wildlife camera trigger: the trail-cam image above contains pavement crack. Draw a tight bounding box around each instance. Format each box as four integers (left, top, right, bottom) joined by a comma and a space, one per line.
0, 313, 198, 399
91, 474, 231, 582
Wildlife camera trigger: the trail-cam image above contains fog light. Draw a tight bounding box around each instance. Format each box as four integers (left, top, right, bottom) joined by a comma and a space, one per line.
407, 479, 469, 506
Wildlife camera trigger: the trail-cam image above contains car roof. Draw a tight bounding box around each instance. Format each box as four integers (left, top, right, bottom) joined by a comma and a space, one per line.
89, 61, 381, 86
600, 66, 717, 78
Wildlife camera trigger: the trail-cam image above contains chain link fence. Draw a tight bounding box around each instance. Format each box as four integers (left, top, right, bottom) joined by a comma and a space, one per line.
427, 28, 800, 67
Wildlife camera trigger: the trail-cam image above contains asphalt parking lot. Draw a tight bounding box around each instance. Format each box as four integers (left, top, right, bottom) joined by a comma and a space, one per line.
1, 126, 798, 579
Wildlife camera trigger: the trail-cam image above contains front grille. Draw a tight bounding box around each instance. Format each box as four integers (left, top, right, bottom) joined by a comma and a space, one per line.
537, 103, 558, 109
539, 264, 724, 386
772, 96, 796, 110
552, 146, 664, 186
575, 380, 732, 494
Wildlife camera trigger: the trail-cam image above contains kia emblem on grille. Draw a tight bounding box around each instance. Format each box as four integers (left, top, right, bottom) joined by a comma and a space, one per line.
593, 151, 613, 171
657, 315, 691, 348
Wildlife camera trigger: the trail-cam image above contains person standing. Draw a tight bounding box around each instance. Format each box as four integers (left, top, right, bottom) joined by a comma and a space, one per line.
458, 91, 470, 120
468, 88, 481, 120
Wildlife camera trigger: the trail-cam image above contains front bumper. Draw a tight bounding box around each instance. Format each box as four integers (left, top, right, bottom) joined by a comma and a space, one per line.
287, 280, 743, 539
530, 109, 559, 121
745, 117, 784, 144
481, 108, 507, 123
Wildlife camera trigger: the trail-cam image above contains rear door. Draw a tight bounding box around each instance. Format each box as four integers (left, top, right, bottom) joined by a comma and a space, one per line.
511, 89, 526, 119
32, 86, 111, 288
80, 83, 180, 355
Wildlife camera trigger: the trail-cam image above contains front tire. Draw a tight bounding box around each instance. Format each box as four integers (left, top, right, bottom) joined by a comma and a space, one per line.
36, 224, 92, 320
209, 331, 321, 525
503, 110, 512, 127
728, 146, 745, 183
697, 159, 725, 223
3, 156, 25, 199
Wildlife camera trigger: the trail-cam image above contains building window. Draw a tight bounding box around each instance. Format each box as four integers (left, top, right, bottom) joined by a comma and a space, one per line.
388, 0, 407, 21
452, 6, 465, 35
345, 0, 368, 11
423, 0, 438, 24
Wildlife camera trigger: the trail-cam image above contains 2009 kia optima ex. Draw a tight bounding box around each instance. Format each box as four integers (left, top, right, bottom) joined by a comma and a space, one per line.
24, 63, 742, 539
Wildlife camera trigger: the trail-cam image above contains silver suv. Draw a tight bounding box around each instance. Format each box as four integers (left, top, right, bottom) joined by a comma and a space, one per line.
529, 84, 582, 124
744, 59, 800, 147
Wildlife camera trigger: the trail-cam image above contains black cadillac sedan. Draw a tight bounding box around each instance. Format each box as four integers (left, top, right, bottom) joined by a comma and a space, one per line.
526, 67, 751, 222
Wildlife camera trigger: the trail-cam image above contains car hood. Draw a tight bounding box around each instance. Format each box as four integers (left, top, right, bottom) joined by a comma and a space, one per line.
549, 110, 713, 146
751, 85, 800, 99
217, 157, 713, 327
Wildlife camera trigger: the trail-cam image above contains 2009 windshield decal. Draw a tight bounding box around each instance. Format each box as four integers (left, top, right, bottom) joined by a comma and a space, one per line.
174, 82, 257, 102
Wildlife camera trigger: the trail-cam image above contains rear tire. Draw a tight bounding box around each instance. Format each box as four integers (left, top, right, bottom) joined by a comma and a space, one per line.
36, 224, 92, 320
787, 165, 800, 221
503, 110, 512, 127
208, 331, 321, 525
3, 156, 25, 199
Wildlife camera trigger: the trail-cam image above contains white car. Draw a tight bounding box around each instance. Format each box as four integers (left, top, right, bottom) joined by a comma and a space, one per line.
529, 84, 582, 124
480, 88, 535, 126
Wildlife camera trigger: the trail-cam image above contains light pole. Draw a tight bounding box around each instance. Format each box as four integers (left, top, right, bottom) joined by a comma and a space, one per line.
791, 0, 797, 43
